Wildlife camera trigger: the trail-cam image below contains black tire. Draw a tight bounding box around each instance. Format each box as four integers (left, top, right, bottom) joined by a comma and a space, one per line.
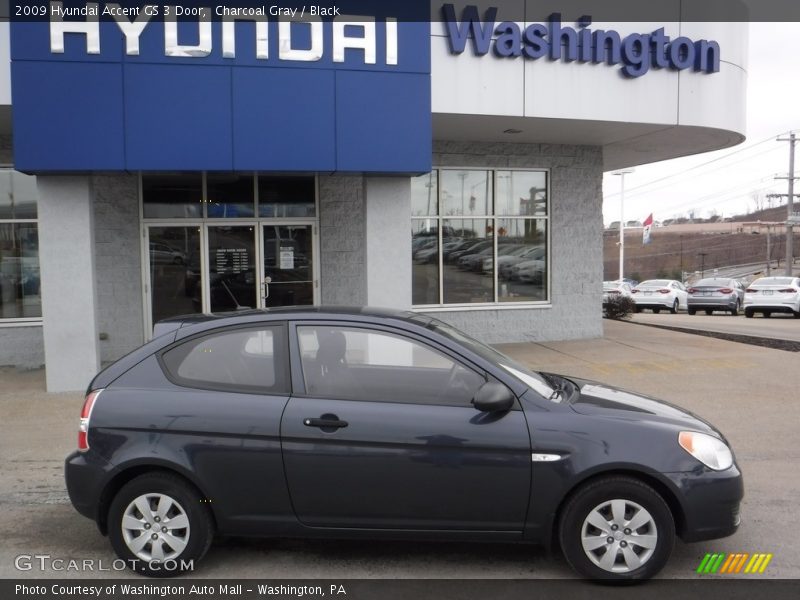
764, 311, 771, 318
745, 309, 754, 318
108, 472, 213, 578
794, 310, 800, 319
731, 300, 740, 316
705, 309, 713, 316
687, 308, 696, 315
559, 476, 675, 582
633, 306, 641, 313
652, 308, 661, 314
670, 300, 678, 314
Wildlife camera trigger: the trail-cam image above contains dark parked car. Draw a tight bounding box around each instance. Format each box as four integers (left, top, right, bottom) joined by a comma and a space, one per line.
66, 308, 742, 581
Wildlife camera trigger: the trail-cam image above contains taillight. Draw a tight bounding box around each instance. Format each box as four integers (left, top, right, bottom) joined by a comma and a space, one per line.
779, 288, 797, 293
659, 289, 670, 294
746, 288, 756, 293
687, 288, 697, 294
78, 389, 102, 452
719, 288, 733, 294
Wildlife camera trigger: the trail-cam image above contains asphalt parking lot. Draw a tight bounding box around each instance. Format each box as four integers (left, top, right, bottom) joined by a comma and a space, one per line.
1, 320, 798, 580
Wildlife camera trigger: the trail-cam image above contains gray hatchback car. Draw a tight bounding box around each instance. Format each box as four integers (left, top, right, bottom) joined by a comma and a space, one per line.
65, 307, 743, 581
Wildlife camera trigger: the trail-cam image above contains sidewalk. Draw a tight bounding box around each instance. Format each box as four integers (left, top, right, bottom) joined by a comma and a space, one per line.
1, 320, 798, 578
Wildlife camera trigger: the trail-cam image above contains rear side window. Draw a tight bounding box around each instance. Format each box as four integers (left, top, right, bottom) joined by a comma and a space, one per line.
161, 325, 289, 394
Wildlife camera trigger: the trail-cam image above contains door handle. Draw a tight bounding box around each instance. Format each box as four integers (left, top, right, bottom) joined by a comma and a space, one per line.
303, 416, 348, 429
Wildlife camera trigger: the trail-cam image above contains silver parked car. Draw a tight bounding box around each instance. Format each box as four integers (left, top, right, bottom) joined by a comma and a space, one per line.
686, 278, 745, 316
743, 276, 800, 318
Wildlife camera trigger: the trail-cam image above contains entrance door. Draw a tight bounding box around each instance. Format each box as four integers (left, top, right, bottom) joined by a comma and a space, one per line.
207, 225, 257, 312
261, 224, 315, 307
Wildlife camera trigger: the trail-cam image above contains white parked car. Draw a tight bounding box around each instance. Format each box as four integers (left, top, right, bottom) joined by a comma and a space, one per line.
743, 276, 800, 318
603, 281, 633, 303
631, 279, 688, 314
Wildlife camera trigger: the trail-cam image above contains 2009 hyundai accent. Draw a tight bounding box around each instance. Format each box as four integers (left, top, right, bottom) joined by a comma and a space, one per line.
65, 307, 743, 581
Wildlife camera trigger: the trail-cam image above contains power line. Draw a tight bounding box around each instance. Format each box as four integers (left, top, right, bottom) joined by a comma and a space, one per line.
603, 130, 794, 200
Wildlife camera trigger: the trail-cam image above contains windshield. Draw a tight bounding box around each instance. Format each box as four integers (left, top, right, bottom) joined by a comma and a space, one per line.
421, 318, 557, 399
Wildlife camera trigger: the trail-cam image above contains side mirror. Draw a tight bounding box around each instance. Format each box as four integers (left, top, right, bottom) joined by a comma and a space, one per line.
473, 382, 515, 413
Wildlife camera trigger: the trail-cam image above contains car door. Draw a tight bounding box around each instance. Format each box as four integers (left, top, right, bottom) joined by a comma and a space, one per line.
280, 322, 532, 533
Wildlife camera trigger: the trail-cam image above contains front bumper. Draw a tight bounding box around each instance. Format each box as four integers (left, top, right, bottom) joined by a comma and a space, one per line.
664, 465, 744, 543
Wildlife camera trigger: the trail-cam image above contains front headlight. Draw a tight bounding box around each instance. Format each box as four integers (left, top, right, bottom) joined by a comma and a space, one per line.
678, 431, 733, 471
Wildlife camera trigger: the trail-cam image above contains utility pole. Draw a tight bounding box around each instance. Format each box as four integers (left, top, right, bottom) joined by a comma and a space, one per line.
612, 169, 634, 280
698, 252, 708, 278
766, 225, 772, 275
776, 133, 797, 275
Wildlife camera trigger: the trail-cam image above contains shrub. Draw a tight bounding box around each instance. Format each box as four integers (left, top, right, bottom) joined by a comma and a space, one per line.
603, 296, 636, 320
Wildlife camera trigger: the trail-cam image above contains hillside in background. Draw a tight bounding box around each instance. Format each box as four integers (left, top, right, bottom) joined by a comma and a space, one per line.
603, 203, 797, 282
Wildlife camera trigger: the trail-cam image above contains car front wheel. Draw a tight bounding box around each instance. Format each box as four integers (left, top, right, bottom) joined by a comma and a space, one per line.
108, 472, 213, 577
559, 476, 675, 581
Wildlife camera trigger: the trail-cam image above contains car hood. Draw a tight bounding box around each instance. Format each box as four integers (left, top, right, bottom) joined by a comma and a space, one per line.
564, 376, 720, 437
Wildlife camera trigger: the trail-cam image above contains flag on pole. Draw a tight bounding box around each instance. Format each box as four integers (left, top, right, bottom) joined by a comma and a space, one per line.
642, 213, 654, 245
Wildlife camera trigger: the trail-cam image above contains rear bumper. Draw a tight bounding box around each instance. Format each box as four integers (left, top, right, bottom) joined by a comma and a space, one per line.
664, 465, 744, 543
743, 300, 799, 313
633, 297, 673, 308
64, 450, 112, 525
687, 297, 736, 310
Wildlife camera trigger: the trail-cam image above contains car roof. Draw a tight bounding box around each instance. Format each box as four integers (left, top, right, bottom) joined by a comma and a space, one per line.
154, 306, 432, 338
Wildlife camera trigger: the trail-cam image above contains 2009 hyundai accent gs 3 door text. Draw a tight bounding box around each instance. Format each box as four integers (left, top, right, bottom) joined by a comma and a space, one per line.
65, 307, 743, 581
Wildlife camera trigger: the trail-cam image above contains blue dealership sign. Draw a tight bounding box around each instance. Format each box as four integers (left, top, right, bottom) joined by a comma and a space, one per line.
10, 1, 431, 173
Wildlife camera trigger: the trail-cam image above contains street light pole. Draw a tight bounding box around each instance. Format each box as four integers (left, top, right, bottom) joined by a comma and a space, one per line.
777, 133, 797, 275
612, 169, 634, 280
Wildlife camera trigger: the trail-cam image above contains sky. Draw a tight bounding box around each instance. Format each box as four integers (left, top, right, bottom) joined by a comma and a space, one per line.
601, 23, 800, 226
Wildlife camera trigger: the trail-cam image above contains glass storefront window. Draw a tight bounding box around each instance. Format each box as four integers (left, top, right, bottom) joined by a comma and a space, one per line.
148, 226, 202, 324
206, 174, 255, 218
411, 169, 549, 307
0, 170, 38, 219
411, 219, 439, 305
258, 176, 316, 218
142, 174, 202, 219
497, 219, 547, 302
411, 171, 438, 216
442, 219, 494, 304
0, 222, 41, 319
495, 171, 547, 216
441, 170, 491, 216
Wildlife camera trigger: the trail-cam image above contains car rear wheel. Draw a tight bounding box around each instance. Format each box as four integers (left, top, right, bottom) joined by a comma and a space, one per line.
687, 308, 696, 315
559, 476, 675, 581
730, 300, 740, 316
653, 308, 661, 314
764, 311, 771, 318
794, 310, 800, 319
670, 300, 678, 314
108, 472, 213, 577
705, 309, 713, 315
745, 309, 754, 318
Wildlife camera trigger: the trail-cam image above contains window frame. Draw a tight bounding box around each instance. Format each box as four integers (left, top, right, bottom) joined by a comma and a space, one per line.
288, 321, 497, 409
0, 164, 42, 325
411, 167, 551, 311
157, 322, 291, 396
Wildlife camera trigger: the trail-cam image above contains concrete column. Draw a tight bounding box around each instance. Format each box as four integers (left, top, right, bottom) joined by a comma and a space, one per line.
37, 176, 101, 392
365, 177, 411, 309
